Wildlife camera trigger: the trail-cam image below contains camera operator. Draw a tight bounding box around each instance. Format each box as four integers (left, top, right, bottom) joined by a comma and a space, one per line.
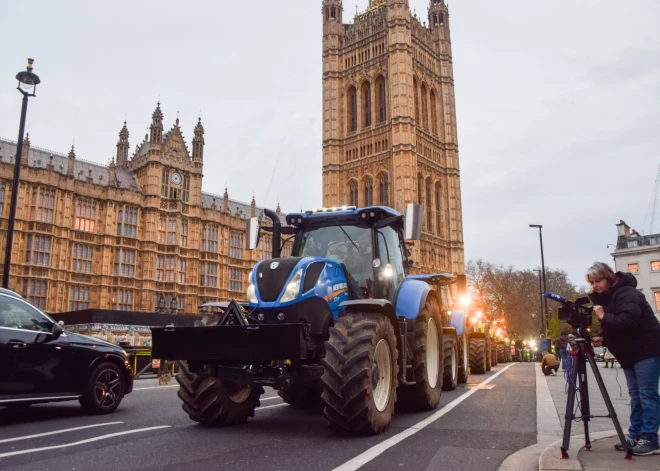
587, 262, 660, 456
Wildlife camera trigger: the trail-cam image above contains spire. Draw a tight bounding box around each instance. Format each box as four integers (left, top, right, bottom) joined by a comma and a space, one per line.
251, 195, 256, 218
109, 156, 117, 187
116, 121, 130, 167
21, 133, 31, 167
67, 145, 76, 176
150, 102, 164, 146
192, 117, 205, 164
223, 187, 229, 213
276, 201, 281, 216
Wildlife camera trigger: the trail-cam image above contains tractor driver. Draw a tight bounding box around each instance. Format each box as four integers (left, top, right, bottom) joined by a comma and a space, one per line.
343, 230, 373, 298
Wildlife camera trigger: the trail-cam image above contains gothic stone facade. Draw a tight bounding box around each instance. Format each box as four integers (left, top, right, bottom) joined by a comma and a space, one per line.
321, 0, 464, 276
0, 105, 287, 314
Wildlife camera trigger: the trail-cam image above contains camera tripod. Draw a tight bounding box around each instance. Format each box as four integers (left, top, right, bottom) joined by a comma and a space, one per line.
561, 327, 633, 460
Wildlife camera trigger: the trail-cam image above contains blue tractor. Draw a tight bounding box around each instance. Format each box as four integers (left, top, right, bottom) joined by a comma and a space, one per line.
151, 205, 468, 435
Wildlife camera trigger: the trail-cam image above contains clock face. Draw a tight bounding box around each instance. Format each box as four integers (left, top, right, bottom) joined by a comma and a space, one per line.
171, 172, 182, 185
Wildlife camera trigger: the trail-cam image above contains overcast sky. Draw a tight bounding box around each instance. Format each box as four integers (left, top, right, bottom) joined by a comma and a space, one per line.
1, 0, 659, 288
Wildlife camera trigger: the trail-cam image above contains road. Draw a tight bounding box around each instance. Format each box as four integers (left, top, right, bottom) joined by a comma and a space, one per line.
0, 363, 536, 471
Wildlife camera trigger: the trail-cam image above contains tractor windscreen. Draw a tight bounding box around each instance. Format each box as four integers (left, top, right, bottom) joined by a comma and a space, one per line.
297, 225, 373, 297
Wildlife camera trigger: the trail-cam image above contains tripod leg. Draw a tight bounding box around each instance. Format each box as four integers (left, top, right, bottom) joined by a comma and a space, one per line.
585, 352, 634, 461
561, 351, 579, 459
579, 354, 592, 451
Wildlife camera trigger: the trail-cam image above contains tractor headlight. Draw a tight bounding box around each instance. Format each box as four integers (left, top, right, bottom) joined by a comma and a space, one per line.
246, 271, 258, 304
280, 268, 303, 303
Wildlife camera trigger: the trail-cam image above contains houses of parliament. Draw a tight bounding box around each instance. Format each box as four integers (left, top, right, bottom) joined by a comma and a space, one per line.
0, 0, 464, 315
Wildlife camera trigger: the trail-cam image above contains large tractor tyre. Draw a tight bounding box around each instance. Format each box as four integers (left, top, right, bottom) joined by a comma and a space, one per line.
457, 333, 469, 384
486, 340, 492, 372
442, 335, 459, 391
176, 361, 263, 426
468, 338, 487, 374
491, 342, 498, 367
321, 311, 399, 435
278, 382, 323, 408
397, 298, 443, 412
497, 344, 507, 364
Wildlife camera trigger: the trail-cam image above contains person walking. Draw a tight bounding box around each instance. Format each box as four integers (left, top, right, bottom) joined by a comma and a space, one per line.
555, 331, 569, 370
588, 262, 660, 456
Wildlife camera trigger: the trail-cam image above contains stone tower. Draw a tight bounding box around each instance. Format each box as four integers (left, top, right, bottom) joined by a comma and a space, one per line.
116, 121, 130, 167
321, 0, 464, 275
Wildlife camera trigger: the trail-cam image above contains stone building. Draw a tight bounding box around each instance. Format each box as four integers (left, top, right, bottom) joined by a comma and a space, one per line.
321, 0, 464, 275
0, 104, 287, 314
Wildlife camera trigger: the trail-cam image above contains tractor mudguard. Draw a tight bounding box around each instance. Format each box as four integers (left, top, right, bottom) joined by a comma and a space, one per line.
449, 309, 466, 336
393, 278, 434, 319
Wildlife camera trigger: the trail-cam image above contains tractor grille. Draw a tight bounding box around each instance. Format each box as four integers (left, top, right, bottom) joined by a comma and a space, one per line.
256, 257, 303, 302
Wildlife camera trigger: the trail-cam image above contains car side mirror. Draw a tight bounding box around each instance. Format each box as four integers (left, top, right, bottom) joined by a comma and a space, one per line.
246, 217, 260, 250
52, 322, 64, 339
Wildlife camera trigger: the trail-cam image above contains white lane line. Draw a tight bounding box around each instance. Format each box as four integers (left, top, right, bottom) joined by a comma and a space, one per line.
333, 363, 517, 471
0, 422, 124, 444
133, 385, 178, 391
261, 396, 281, 401
257, 404, 288, 411
0, 425, 171, 459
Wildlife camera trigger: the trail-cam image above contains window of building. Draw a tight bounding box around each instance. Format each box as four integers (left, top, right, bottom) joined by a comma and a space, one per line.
72, 243, 93, 273
23, 279, 47, 310
362, 82, 372, 128
230, 233, 244, 259
158, 215, 166, 244
413, 78, 420, 125
628, 240, 639, 248
363, 178, 374, 207
177, 296, 184, 311
165, 255, 175, 281
418, 174, 423, 204
178, 259, 186, 284
114, 249, 136, 277
430, 89, 438, 136
26, 235, 51, 266
376, 76, 386, 123
167, 217, 177, 245
161, 169, 169, 197
349, 181, 358, 207
426, 178, 432, 230
348, 87, 357, 133
258, 238, 270, 261
0, 184, 5, 218
181, 219, 188, 248
200, 262, 218, 287
74, 198, 96, 232
156, 255, 164, 281
379, 174, 389, 206
116, 289, 133, 311
435, 182, 442, 236
202, 224, 219, 252
628, 263, 639, 273
69, 285, 90, 311
183, 175, 190, 203
420, 83, 429, 130
117, 206, 138, 238
30, 187, 55, 223
229, 268, 243, 292
651, 261, 660, 271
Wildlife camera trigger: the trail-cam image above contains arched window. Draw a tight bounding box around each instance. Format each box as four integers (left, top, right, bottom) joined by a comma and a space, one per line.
349, 181, 358, 207
375, 76, 386, 123
421, 83, 429, 130
439, 13, 444, 25
430, 89, 438, 136
362, 82, 372, 128
425, 177, 432, 231
379, 173, 389, 206
348, 87, 357, 133
435, 182, 442, 236
364, 178, 374, 206
331, 7, 336, 19
161, 168, 169, 197
413, 78, 420, 125
417, 173, 423, 204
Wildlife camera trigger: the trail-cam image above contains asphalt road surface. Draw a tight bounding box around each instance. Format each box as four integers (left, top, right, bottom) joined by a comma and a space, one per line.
0, 363, 536, 471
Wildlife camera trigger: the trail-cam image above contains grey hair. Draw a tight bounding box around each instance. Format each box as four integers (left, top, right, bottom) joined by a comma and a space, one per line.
585, 262, 616, 284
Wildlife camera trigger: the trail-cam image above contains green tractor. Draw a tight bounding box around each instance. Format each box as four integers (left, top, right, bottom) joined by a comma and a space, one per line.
467, 313, 495, 374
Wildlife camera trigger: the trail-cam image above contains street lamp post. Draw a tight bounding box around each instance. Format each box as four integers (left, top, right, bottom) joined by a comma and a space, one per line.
3, 59, 41, 289
606, 243, 617, 271
529, 224, 548, 336
157, 295, 166, 313
533, 268, 544, 334
170, 297, 177, 315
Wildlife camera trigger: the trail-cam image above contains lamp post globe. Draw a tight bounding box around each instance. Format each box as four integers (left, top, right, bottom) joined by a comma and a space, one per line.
2, 59, 41, 290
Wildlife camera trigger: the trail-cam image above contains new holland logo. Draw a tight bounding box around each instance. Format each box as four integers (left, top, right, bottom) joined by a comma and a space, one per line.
270, 261, 279, 269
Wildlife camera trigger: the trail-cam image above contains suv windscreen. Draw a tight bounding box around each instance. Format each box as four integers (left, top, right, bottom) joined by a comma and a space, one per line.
0, 295, 52, 332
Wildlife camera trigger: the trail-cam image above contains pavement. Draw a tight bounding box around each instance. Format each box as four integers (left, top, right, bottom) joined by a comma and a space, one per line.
0, 363, 536, 471
501, 359, 660, 471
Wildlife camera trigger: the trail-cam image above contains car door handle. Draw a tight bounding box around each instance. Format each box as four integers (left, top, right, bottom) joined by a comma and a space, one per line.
8, 340, 27, 348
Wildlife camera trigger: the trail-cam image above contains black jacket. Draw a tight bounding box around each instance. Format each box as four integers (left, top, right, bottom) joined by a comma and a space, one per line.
554, 332, 568, 350
590, 272, 660, 368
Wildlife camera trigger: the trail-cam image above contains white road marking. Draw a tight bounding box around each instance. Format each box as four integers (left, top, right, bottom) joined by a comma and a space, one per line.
260, 396, 281, 401
0, 422, 124, 444
333, 363, 517, 471
257, 404, 288, 411
133, 385, 179, 391
0, 425, 171, 459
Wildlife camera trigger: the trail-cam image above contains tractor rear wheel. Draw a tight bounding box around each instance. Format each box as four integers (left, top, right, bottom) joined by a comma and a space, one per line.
457, 332, 469, 384
497, 344, 506, 363
442, 335, 458, 391
278, 382, 322, 408
468, 338, 487, 374
486, 339, 492, 371
397, 298, 443, 411
321, 311, 399, 435
491, 342, 498, 367
176, 361, 263, 426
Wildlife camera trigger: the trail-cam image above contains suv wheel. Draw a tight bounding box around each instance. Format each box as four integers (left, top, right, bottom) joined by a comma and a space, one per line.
80, 362, 125, 414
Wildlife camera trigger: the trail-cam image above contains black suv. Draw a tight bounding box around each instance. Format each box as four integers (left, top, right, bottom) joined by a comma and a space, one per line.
0, 289, 133, 413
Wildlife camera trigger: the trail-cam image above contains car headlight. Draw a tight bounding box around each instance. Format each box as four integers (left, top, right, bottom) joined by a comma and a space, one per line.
280, 268, 303, 303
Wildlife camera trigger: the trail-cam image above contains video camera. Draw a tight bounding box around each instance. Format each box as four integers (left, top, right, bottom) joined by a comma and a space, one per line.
544, 292, 594, 329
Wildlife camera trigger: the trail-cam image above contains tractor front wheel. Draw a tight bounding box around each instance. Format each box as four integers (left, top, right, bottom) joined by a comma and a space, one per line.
469, 337, 487, 374
457, 332, 469, 384
321, 311, 399, 435
176, 361, 263, 426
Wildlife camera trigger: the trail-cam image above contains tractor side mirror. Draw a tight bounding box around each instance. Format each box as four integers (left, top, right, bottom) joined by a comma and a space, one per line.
404, 203, 423, 240
246, 217, 260, 250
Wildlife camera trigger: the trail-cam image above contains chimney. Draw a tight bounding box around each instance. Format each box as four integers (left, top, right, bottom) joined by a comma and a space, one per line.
616, 220, 630, 237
